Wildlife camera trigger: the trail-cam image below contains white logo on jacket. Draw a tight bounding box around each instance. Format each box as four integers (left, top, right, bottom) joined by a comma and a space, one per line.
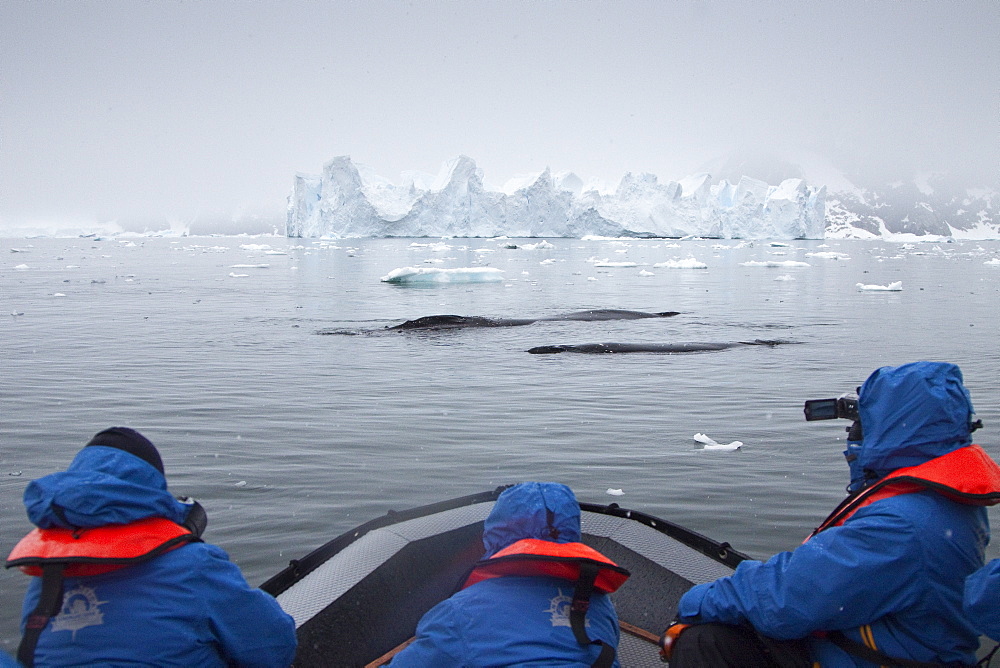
51, 585, 108, 639
545, 589, 590, 628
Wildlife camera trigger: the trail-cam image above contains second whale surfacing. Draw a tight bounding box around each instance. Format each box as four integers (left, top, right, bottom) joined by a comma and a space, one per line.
526, 340, 796, 354
387, 309, 680, 331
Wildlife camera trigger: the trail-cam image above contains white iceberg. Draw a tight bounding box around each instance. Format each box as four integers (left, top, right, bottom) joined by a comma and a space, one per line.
287, 155, 827, 240
856, 281, 903, 291
653, 258, 708, 269
693, 433, 743, 451
380, 266, 505, 284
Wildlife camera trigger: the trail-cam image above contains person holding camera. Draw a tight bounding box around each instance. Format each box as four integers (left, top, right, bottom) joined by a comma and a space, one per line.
661, 361, 1000, 667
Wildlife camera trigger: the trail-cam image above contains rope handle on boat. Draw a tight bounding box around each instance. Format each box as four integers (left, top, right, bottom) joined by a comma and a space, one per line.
360, 621, 662, 667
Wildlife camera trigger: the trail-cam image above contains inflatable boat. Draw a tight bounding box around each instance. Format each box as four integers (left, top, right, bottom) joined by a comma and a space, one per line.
261, 487, 748, 667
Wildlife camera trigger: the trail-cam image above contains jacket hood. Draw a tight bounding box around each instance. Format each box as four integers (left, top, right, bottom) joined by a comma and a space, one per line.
857, 361, 975, 477
24, 446, 191, 529
483, 482, 581, 557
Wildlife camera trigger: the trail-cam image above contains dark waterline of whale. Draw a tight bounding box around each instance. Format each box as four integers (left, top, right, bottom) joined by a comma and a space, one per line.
525, 340, 796, 354
386, 309, 681, 331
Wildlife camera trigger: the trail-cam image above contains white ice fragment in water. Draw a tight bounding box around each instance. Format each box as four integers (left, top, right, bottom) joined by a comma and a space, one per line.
521, 241, 555, 250
856, 281, 902, 292
230, 264, 270, 269
739, 260, 811, 268
774, 274, 795, 281
806, 252, 850, 260
229, 272, 250, 278
15, 264, 29, 270
606, 488, 625, 496
592, 259, 638, 267
653, 258, 708, 269
693, 433, 743, 451
380, 267, 505, 284
638, 269, 655, 277
540, 258, 556, 265
984, 258, 1000, 266
234, 480, 248, 487
52, 293, 66, 297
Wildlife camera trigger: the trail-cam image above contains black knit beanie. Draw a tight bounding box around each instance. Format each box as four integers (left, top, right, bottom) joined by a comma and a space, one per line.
86, 427, 165, 474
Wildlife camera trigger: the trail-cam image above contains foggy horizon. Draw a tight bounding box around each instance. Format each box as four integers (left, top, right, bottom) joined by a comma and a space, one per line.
2, 0, 997, 232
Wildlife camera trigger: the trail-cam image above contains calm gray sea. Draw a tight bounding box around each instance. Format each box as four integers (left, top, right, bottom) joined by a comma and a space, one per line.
2, 235, 999, 650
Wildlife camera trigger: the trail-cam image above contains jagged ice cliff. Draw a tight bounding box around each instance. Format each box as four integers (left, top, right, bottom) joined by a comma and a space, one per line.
287, 156, 997, 240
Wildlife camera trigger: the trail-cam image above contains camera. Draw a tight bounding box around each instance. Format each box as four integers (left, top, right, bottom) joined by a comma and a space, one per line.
803, 393, 859, 422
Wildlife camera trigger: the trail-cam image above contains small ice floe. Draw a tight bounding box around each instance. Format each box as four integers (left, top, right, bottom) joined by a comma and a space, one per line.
540, 258, 556, 265
11, 311, 24, 316
693, 433, 743, 451
739, 260, 811, 268
606, 488, 625, 496
592, 259, 639, 268
806, 252, 850, 260
228, 272, 250, 278
52, 293, 66, 297
653, 258, 708, 269
15, 264, 29, 270
857, 281, 902, 292
985, 258, 1000, 266
8, 471, 22, 476
638, 269, 655, 277
234, 480, 248, 487
230, 264, 270, 269
521, 241, 556, 250
380, 266, 505, 284
774, 274, 795, 281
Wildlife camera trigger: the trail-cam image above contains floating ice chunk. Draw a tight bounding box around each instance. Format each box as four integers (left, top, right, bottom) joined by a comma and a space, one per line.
806, 252, 850, 260
693, 433, 743, 451
638, 269, 655, 277
606, 488, 625, 496
521, 241, 556, 250
240, 244, 272, 251
380, 266, 505, 284
540, 258, 556, 265
52, 293, 66, 297
234, 480, 247, 487
739, 260, 811, 268
653, 258, 708, 269
592, 260, 638, 267
230, 264, 270, 269
985, 258, 1000, 266
15, 264, 29, 270
229, 272, 250, 278
857, 281, 902, 291
774, 274, 796, 281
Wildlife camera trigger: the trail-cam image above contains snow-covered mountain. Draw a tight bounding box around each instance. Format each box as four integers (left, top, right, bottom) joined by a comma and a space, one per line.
287, 155, 997, 240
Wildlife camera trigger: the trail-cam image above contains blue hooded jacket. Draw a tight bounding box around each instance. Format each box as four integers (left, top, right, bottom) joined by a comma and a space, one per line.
391, 482, 621, 667
17, 445, 297, 668
678, 362, 989, 667
965, 558, 1000, 641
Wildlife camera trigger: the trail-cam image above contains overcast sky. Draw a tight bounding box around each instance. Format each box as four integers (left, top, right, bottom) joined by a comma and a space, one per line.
2, 0, 997, 231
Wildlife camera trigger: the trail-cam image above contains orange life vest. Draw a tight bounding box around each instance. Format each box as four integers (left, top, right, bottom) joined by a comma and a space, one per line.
6, 516, 199, 578
461, 537, 630, 668
462, 537, 630, 592
807, 443, 1000, 540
